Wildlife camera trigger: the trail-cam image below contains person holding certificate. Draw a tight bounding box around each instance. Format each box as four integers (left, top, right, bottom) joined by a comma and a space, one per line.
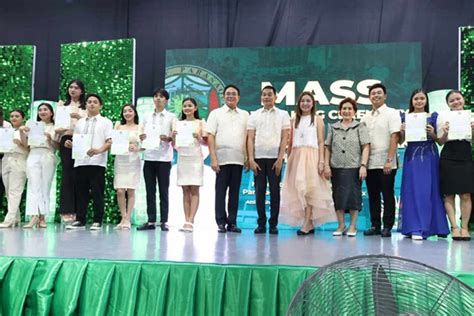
436, 90, 474, 241
55, 79, 87, 223
137, 88, 175, 231
173, 97, 207, 232
0, 108, 12, 226
398, 89, 449, 240
113, 104, 141, 230
0, 110, 28, 228
20, 103, 58, 228
65, 93, 113, 230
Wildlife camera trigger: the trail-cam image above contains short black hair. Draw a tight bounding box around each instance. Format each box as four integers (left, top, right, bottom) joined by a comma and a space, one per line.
224, 84, 240, 96
368, 83, 387, 95
153, 88, 170, 100
86, 93, 103, 105
261, 85, 276, 95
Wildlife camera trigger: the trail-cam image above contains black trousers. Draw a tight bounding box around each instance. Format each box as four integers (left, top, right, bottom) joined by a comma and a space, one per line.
59, 135, 76, 215
215, 164, 243, 225
254, 158, 281, 228
75, 166, 105, 224
143, 161, 171, 223
366, 169, 397, 230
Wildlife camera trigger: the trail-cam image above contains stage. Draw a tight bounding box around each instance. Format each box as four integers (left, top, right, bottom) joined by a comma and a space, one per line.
0, 225, 472, 315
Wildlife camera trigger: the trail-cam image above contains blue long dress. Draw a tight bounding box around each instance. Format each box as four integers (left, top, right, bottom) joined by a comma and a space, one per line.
399, 112, 449, 238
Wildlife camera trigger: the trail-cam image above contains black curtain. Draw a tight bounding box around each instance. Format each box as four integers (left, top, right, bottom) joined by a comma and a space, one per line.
0, 0, 473, 101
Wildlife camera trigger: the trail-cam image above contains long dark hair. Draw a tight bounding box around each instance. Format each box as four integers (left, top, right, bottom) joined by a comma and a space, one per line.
408, 89, 429, 113
64, 79, 86, 109
120, 104, 139, 125
180, 97, 200, 120
36, 102, 55, 123
295, 91, 316, 128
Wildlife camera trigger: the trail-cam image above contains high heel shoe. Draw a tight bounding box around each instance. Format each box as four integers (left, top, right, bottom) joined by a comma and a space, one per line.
39, 215, 47, 228
461, 228, 471, 241
451, 227, 462, 241
297, 228, 315, 236
23, 216, 40, 229
0, 221, 18, 228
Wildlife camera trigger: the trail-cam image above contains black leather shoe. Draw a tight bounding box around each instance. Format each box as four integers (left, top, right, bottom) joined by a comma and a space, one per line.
269, 226, 279, 235
137, 223, 156, 231
254, 226, 266, 234
381, 228, 392, 237
227, 224, 241, 233
364, 227, 381, 236
217, 224, 227, 233
159, 223, 169, 231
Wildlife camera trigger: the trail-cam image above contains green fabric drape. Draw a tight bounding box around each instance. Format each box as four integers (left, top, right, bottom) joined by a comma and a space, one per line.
0, 257, 471, 316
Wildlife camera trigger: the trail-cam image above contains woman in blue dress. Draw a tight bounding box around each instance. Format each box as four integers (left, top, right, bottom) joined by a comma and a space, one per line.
398, 89, 449, 239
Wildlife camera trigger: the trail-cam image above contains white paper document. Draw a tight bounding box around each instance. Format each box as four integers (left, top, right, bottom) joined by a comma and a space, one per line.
0, 129, 14, 153
405, 113, 428, 142
142, 124, 161, 150
447, 110, 471, 141
72, 133, 92, 159
55, 106, 71, 129
175, 121, 196, 147
110, 130, 130, 155
27, 121, 46, 146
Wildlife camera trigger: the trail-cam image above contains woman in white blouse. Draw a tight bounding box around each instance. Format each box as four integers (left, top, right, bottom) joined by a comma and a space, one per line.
0, 109, 28, 228
22, 103, 58, 228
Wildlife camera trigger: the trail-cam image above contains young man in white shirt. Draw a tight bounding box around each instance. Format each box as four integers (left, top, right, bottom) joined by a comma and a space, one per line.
247, 85, 290, 234
361, 83, 401, 238
137, 88, 175, 231
66, 93, 113, 230
207, 85, 249, 233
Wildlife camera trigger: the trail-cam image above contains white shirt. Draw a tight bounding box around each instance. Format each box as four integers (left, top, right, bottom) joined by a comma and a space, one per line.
292, 115, 318, 148
141, 109, 175, 162
361, 104, 401, 169
247, 106, 290, 159
206, 105, 249, 165
74, 114, 113, 167
26, 121, 56, 151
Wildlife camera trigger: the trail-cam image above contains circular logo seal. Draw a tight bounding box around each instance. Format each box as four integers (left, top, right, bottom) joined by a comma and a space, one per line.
165, 65, 226, 119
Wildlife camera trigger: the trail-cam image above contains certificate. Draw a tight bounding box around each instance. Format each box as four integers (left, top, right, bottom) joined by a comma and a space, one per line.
72, 134, 92, 160
175, 121, 196, 147
447, 110, 471, 141
0, 128, 14, 153
111, 130, 130, 155
142, 124, 161, 150
27, 121, 46, 146
55, 106, 71, 129
405, 113, 427, 142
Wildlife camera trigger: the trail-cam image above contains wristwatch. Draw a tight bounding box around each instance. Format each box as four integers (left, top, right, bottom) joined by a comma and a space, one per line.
385, 158, 392, 163
360, 163, 367, 168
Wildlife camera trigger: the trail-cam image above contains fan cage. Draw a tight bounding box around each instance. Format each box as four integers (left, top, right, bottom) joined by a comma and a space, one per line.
287, 255, 473, 316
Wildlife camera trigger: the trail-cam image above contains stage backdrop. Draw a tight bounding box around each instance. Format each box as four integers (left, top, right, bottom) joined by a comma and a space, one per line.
155, 42, 422, 230
58, 38, 135, 224
460, 26, 474, 159
0, 45, 36, 222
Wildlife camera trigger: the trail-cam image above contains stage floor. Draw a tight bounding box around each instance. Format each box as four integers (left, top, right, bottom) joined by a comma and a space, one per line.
0, 224, 472, 273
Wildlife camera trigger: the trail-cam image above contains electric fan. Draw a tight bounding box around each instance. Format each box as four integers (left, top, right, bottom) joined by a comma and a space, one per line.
287, 255, 473, 315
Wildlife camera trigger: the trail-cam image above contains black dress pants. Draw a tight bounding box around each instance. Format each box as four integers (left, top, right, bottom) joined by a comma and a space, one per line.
215, 164, 243, 225
143, 161, 171, 223
366, 169, 397, 230
75, 166, 106, 224
254, 158, 281, 228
